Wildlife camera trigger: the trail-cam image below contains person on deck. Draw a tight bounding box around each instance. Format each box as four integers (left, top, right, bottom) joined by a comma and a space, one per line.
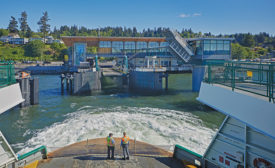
121, 132, 130, 160
106, 133, 115, 159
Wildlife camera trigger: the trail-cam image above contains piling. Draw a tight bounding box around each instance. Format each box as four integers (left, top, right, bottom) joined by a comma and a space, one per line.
165, 73, 168, 90
30, 78, 39, 105
18, 76, 39, 107
19, 78, 30, 107
192, 65, 206, 92
61, 74, 65, 94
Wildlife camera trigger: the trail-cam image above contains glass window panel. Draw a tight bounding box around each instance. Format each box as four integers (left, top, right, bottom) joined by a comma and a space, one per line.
203, 43, 210, 51
217, 40, 224, 50
204, 40, 210, 44
195, 41, 202, 55
99, 41, 111, 48
125, 41, 135, 49
224, 41, 230, 51
203, 44, 210, 55
136, 42, 147, 49
224, 40, 230, 44
210, 40, 216, 55
210, 40, 216, 50
160, 42, 169, 47
148, 42, 159, 48
112, 41, 123, 53
124, 41, 135, 53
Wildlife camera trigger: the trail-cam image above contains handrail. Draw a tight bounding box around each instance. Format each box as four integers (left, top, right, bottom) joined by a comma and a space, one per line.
204, 60, 274, 102
17, 145, 47, 160
0, 61, 14, 65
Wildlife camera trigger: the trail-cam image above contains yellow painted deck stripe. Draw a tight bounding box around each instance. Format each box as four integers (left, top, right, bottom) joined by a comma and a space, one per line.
24, 160, 39, 168
186, 165, 197, 168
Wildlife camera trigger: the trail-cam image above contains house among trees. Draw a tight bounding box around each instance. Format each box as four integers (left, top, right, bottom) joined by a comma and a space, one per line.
0, 33, 63, 45
0, 33, 28, 44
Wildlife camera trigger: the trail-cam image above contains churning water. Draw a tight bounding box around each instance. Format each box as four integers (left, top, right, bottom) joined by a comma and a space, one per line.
0, 74, 224, 155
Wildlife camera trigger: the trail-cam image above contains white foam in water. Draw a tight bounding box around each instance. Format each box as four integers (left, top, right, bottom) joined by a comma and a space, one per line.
15, 106, 216, 155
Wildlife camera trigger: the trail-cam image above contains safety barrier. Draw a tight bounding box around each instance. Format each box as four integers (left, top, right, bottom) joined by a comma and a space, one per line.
0, 61, 16, 88
16, 146, 47, 167
204, 60, 275, 102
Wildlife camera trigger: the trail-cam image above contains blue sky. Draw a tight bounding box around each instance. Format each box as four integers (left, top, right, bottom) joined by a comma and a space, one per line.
0, 0, 275, 35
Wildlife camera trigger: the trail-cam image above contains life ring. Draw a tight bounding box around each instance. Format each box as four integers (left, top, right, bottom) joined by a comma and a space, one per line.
253, 158, 271, 168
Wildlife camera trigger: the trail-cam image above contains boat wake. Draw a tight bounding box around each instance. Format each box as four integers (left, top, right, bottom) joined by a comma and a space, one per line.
14, 106, 216, 155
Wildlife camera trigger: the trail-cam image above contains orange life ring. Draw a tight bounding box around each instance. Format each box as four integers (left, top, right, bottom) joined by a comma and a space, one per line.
253, 158, 271, 168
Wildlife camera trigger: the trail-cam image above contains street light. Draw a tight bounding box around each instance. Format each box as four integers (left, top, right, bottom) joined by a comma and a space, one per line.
98, 26, 101, 37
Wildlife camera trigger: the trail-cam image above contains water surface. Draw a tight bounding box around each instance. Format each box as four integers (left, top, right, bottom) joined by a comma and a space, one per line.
0, 74, 225, 155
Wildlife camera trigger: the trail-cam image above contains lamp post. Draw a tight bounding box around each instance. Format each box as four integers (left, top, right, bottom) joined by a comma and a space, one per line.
98, 26, 101, 37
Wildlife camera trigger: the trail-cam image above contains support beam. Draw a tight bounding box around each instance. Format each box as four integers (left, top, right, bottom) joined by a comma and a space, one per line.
192, 65, 205, 92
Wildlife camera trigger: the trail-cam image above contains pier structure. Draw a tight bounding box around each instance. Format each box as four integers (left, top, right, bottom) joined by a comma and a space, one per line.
61, 30, 233, 92
60, 65, 102, 95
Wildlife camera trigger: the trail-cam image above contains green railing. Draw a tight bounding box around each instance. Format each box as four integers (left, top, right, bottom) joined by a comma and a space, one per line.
173, 144, 203, 167
18, 145, 47, 160
204, 60, 275, 102
0, 61, 16, 88
174, 144, 202, 158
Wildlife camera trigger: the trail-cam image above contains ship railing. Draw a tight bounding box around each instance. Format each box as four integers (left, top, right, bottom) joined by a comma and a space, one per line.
204, 60, 275, 102
16, 145, 47, 167
45, 144, 175, 158
173, 144, 204, 167
0, 61, 16, 88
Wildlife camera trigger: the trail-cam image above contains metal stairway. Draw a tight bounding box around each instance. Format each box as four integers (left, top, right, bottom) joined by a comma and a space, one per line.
166, 30, 194, 62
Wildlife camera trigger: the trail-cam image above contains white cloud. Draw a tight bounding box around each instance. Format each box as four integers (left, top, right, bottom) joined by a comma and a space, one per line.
179, 13, 190, 18
193, 13, 201, 16
179, 13, 201, 18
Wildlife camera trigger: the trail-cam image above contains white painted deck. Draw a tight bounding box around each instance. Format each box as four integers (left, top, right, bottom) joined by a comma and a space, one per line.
197, 82, 275, 139
0, 83, 24, 114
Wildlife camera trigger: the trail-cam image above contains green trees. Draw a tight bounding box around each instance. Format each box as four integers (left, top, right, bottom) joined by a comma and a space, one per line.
231, 43, 253, 60
241, 34, 255, 47
24, 40, 45, 58
0, 29, 9, 37
0, 45, 25, 60
50, 42, 67, 60
37, 12, 50, 42
25, 27, 33, 38
19, 11, 30, 37
255, 47, 268, 57
8, 16, 18, 33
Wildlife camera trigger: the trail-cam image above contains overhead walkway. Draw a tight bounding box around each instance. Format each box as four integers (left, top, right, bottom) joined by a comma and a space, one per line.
166, 30, 194, 63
